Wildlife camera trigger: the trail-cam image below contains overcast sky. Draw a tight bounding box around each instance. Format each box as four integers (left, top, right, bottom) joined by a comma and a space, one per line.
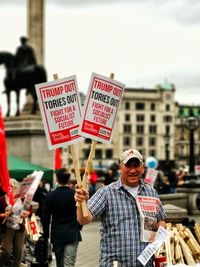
0, 0, 200, 115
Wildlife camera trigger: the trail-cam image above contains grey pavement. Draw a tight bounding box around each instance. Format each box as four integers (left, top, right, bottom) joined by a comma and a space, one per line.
50, 220, 101, 267
76, 221, 101, 267
49, 215, 200, 267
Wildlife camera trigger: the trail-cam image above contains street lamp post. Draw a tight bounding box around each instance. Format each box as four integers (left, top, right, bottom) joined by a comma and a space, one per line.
185, 111, 200, 174
164, 134, 170, 161
177, 108, 200, 215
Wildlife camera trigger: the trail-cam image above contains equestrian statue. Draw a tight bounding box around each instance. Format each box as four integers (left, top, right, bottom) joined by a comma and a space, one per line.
0, 36, 47, 116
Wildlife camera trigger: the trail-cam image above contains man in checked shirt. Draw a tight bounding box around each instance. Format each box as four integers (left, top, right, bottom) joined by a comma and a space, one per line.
75, 148, 166, 267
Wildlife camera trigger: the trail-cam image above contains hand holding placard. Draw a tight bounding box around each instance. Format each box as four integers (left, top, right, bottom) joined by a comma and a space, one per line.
70, 144, 88, 217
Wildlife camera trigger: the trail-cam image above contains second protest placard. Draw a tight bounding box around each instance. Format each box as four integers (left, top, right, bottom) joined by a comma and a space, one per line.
79, 73, 125, 143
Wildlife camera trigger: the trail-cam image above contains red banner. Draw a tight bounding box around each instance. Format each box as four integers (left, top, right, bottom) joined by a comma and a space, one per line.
0, 107, 14, 205
54, 148, 62, 170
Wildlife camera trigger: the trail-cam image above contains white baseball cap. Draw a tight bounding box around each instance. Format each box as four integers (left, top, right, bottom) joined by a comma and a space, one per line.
120, 149, 143, 164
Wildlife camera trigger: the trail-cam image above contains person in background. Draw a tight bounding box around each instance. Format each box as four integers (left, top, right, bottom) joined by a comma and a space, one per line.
75, 149, 166, 267
88, 169, 98, 197
32, 180, 48, 228
44, 183, 51, 192
0, 185, 11, 241
104, 168, 115, 186
0, 179, 31, 267
165, 168, 178, 193
43, 168, 82, 267
154, 171, 171, 194
176, 167, 185, 186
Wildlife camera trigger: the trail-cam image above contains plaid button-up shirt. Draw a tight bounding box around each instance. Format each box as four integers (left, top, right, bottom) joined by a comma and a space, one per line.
88, 178, 166, 267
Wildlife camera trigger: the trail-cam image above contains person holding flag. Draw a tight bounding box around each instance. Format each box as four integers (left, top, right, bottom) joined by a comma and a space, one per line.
0, 105, 13, 239
0, 106, 14, 206
0, 105, 15, 239
0, 106, 31, 266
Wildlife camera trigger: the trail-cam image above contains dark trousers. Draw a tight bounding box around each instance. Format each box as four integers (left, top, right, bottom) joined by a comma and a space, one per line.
54, 241, 79, 267
0, 227, 26, 267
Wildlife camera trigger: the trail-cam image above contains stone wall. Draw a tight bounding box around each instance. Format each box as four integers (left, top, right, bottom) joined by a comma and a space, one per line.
160, 193, 188, 210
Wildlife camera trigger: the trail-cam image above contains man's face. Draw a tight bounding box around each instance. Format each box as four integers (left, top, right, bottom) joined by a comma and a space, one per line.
120, 158, 144, 187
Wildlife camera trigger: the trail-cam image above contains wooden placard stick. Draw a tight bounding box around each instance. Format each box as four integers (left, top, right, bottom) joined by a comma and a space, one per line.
82, 73, 114, 190
70, 144, 88, 217
53, 73, 88, 217
82, 139, 97, 190
70, 144, 82, 185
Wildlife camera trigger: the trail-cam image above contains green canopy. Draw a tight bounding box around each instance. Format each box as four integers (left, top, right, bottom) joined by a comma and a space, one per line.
8, 156, 54, 185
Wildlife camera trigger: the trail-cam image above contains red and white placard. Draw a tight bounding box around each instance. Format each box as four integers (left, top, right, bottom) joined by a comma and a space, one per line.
79, 73, 125, 143
14, 171, 43, 200
144, 168, 158, 186
35, 76, 82, 149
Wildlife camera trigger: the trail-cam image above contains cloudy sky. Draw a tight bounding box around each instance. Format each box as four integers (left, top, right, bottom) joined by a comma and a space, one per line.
0, 0, 200, 116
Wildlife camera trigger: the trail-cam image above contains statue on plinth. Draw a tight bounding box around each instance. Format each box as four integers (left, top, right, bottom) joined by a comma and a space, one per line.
0, 36, 47, 116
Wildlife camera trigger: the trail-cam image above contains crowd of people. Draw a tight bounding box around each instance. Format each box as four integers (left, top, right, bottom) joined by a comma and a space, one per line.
0, 168, 82, 267
87, 161, 188, 197
153, 166, 188, 195
0, 36, 176, 266
0, 147, 191, 266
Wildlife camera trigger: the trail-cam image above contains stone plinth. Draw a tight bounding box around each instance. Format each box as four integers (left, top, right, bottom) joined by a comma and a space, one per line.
177, 187, 200, 215
160, 193, 188, 210
163, 204, 188, 224
5, 115, 54, 169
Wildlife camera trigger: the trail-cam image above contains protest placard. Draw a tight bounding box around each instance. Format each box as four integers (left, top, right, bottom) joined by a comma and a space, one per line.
79, 72, 125, 144
25, 171, 44, 202
14, 171, 44, 200
80, 73, 125, 217
144, 168, 158, 186
14, 176, 35, 199
35, 76, 82, 150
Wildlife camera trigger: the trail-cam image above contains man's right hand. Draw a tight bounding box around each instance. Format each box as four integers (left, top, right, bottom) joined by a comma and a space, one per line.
75, 185, 93, 224
74, 185, 89, 203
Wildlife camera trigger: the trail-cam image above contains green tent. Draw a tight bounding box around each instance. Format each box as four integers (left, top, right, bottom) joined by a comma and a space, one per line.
8, 156, 54, 185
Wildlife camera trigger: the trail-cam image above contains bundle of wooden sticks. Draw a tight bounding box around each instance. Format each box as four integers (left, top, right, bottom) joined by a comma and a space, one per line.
155, 222, 200, 266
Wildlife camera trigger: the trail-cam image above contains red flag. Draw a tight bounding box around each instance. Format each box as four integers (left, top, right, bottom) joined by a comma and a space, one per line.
54, 148, 62, 170
0, 106, 14, 205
